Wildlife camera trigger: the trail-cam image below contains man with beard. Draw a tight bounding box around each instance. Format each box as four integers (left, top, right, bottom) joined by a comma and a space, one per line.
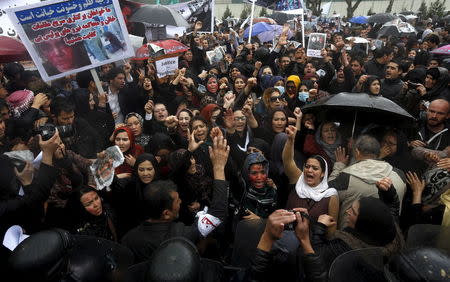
410, 99, 450, 150
380, 60, 404, 100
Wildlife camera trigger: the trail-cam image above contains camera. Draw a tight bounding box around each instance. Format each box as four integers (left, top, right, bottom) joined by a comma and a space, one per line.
408, 81, 420, 88
36, 123, 74, 141
284, 210, 310, 230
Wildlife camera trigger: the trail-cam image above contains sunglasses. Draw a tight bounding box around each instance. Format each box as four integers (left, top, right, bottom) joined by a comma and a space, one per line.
270, 96, 283, 102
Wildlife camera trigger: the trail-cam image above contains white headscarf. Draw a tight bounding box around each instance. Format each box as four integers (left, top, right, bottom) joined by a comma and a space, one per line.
295, 156, 338, 202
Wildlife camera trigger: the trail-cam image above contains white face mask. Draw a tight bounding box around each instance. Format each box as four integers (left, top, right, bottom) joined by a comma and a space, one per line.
274, 86, 285, 95
298, 91, 309, 102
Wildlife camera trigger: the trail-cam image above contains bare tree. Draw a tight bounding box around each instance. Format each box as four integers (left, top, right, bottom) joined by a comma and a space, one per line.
345, 0, 364, 18
305, 0, 323, 16
385, 0, 395, 13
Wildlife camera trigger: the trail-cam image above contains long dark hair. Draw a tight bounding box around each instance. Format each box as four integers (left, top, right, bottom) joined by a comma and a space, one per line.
133, 153, 159, 184
362, 76, 381, 95
267, 108, 288, 132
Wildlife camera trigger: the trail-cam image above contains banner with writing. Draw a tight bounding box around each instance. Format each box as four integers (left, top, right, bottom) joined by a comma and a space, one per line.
155, 56, 178, 78
7, 0, 134, 81
244, 0, 304, 13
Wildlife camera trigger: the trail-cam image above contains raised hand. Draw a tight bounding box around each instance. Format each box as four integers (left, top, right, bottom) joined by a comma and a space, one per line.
188, 128, 204, 152
164, 115, 179, 129
31, 93, 49, 109
254, 61, 262, 70
293, 107, 302, 120
98, 92, 108, 108
247, 77, 257, 88
144, 100, 154, 114
125, 154, 136, 167
223, 108, 235, 129
376, 177, 392, 191
285, 125, 297, 141
194, 21, 203, 31
209, 126, 223, 139
334, 146, 349, 165
406, 171, 425, 204
241, 104, 253, 118
209, 136, 230, 177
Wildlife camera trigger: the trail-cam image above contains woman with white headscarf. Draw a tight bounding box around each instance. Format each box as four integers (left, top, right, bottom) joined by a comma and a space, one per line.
283, 125, 339, 234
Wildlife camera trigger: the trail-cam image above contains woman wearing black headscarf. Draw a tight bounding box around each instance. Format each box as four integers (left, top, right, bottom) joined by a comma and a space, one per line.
65, 186, 118, 241
0, 135, 59, 276
109, 153, 159, 237
379, 128, 424, 174
310, 186, 405, 271
421, 67, 450, 102
168, 149, 213, 224
71, 88, 114, 150
254, 108, 289, 145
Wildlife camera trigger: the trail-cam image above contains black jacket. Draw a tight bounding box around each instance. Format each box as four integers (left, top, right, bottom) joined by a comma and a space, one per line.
121, 180, 229, 263
364, 59, 386, 78
65, 117, 102, 159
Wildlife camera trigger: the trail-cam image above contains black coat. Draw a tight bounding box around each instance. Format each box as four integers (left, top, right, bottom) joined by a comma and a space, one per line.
66, 117, 102, 159
121, 180, 229, 263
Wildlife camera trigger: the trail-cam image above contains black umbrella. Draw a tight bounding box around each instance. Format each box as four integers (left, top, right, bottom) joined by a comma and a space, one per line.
399, 11, 415, 15
130, 5, 190, 27
269, 12, 295, 24
367, 13, 398, 24
302, 92, 415, 137
378, 19, 417, 38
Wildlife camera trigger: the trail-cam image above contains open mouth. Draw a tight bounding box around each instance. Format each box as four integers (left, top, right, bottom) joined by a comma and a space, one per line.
305, 174, 315, 181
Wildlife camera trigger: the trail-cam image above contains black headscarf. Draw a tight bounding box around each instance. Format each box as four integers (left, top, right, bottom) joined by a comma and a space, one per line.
168, 149, 212, 206
0, 155, 19, 201
133, 153, 160, 188
351, 197, 396, 246
248, 138, 270, 158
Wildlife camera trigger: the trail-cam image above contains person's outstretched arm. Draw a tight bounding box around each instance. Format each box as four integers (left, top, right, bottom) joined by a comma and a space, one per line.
283, 125, 302, 184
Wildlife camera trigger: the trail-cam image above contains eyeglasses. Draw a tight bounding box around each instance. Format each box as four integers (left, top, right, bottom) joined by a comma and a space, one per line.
270, 96, 282, 102
234, 116, 246, 121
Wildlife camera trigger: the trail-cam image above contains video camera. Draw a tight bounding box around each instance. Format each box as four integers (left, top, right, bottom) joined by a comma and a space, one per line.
36, 123, 74, 141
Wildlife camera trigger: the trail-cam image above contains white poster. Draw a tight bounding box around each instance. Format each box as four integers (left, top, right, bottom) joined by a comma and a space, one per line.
307, 33, 326, 58
206, 46, 226, 64
155, 56, 178, 78
6, 0, 134, 82
169, 0, 213, 32
0, 0, 40, 38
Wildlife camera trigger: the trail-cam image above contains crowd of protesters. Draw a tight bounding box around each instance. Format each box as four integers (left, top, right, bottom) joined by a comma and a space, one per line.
0, 14, 450, 281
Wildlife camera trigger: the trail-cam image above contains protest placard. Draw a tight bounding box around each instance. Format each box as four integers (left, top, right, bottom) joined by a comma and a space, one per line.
155, 56, 178, 78
206, 46, 225, 65
90, 145, 124, 190
307, 33, 326, 58
6, 0, 134, 82
170, 0, 214, 32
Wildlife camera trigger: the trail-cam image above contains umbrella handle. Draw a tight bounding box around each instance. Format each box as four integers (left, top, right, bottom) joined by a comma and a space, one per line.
351, 111, 358, 139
